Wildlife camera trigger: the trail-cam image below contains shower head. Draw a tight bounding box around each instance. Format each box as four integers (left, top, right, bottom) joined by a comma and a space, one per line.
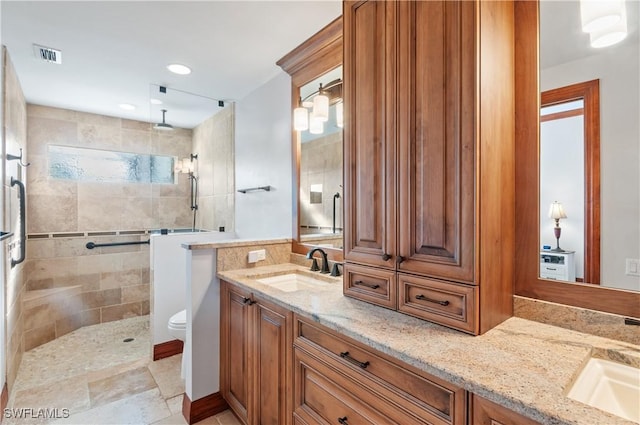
154, 109, 174, 131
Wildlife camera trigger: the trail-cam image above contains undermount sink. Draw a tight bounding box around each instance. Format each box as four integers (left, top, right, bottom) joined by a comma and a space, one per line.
567, 357, 640, 422
255, 272, 332, 292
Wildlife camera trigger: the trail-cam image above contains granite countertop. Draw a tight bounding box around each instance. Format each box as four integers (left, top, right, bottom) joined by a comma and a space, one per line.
218, 263, 640, 425
183, 237, 291, 250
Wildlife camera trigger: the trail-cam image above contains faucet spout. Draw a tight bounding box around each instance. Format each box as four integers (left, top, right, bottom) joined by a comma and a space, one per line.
306, 247, 330, 274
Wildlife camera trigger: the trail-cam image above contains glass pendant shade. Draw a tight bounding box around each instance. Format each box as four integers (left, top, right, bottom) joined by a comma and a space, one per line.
294, 107, 309, 131
313, 93, 329, 122
309, 115, 324, 134
580, 0, 625, 33
336, 102, 344, 128
589, 5, 627, 48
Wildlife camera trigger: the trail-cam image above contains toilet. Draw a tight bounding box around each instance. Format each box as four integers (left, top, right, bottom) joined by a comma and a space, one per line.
168, 309, 187, 378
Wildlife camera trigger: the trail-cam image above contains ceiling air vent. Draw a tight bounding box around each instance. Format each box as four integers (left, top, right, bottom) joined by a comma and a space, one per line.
33, 44, 62, 64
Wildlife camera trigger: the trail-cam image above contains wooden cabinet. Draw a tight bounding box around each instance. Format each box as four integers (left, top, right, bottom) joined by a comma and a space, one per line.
470, 394, 541, 425
343, 0, 515, 334
293, 315, 467, 425
221, 280, 292, 425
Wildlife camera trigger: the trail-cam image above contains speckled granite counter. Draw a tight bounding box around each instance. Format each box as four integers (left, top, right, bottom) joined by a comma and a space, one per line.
218, 263, 640, 425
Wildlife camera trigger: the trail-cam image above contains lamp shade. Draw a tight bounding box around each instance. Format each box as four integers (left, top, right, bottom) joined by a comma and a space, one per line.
309, 115, 324, 135
580, 0, 625, 33
293, 107, 309, 131
313, 92, 329, 123
548, 201, 567, 220
336, 102, 344, 128
589, 4, 627, 47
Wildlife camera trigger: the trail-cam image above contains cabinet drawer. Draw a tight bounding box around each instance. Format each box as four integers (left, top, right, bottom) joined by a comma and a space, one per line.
398, 274, 476, 334
294, 348, 426, 425
294, 317, 465, 425
539, 264, 567, 279
343, 263, 396, 309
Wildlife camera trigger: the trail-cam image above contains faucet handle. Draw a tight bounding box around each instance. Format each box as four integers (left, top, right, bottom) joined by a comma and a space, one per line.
310, 258, 320, 272
320, 259, 331, 274
330, 263, 342, 277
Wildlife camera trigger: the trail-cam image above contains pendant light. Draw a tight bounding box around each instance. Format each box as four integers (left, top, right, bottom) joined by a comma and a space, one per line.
312, 83, 329, 123
154, 109, 174, 131
589, 2, 628, 48
293, 97, 309, 131
336, 102, 344, 128
309, 115, 324, 134
580, 0, 625, 33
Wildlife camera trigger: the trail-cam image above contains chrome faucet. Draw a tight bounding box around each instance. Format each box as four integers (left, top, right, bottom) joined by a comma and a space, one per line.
306, 247, 330, 274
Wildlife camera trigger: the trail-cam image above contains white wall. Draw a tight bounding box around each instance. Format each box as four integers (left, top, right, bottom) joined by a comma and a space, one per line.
540, 115, 585, 279
541, 41, 640, 291
234, 72, 292, 239
150, 231, 235, 346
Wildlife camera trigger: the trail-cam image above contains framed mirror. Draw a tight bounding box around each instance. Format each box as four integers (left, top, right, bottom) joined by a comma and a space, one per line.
515, 1, 640, 317
277, 17, 343, 260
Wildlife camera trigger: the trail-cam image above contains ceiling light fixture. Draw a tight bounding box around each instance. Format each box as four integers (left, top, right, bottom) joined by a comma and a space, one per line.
293, 78, 343, 133
589, 2, 628, 48
154, 109, 174, 131
167, 63, 192, 75
118, 103, 136, 111
149, 98, 163, 105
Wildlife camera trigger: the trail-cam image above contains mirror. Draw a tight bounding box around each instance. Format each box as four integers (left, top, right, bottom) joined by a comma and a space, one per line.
514, 1, 640, 318
539, 0, 639, 292
276, 17, 343, 260
298, 66, 343, 249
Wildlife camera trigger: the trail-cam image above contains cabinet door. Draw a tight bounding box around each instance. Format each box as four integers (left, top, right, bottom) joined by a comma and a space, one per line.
221, 281, 252, 425
253, 299, 291, 425
344, 0, 397, 268
471, 394, 541, 425
397, 0, 475, 283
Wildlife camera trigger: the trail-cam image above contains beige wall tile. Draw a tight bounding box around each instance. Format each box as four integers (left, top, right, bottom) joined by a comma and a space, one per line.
53, 273, 100, 291
121, 284, 149, 304
23, 303, 52, 331
26, 277, 54, 290
76, 110, 121, 127
100, 270, 142, 290
26, 116, 78, 155
83, 288, 122, 309
56, 312, 84, 337
101, 302, 142, 323
26, 239, 55, 259
216, 242, 291, 272
27, 193, 79, 233
24, 323, 56, 351
82, 308, 101, 326
141, 300, 150, 315
27, 104, 77, 121
121, 119, 151, 131
28, 256, 78, 280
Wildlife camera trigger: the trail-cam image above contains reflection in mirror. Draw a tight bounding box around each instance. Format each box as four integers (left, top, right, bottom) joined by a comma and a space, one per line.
298, 66, 343, 249
540, 0, 639, 292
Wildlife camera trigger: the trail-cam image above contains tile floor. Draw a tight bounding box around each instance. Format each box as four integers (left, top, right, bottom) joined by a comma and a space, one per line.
6, 316, 240, 425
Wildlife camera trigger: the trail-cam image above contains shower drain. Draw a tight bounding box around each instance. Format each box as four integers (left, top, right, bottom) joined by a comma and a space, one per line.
123, 338, 134, 343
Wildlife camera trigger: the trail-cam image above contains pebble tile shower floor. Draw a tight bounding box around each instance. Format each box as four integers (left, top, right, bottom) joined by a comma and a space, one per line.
6, 316, 240, 425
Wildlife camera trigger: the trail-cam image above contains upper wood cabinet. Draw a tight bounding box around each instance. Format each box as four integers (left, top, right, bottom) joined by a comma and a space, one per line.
343, 0, 515, 334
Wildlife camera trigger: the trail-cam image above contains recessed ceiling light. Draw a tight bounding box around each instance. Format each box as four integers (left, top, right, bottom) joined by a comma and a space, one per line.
167, 63, 191, 75
150, 98, 163, 105
118, 103, 136, 110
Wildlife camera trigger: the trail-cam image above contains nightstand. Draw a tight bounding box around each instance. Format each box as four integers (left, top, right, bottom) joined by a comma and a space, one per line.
540, 251, 576, 282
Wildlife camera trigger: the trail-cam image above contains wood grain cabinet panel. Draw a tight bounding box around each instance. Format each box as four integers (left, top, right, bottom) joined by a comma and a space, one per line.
221, 280, 292, 425
343, 263, 396, 309
471, 394, 541, 425
294, 315, 467, 425
343, 0, 515, 335
344, 0, 397, 269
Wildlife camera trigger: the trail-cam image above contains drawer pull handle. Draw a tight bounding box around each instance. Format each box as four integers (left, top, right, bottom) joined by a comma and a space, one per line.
242, 297, 256, 305
546, 267, 557, 271
382, 253, 392, 261
416, 294, 450, 306
354, 280, 380, 290
340, 351, 370, 369
338, 417, 349, 425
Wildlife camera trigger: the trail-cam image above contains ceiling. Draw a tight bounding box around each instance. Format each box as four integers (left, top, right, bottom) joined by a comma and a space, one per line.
2, 1, 636, 130
1, 1, 342, 129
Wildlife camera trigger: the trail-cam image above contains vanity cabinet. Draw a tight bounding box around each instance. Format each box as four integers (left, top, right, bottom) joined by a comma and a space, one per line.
220, 280, 292, 425
343, 0, 515, 334
470, 394, 541, 425
293, 315, 467, 425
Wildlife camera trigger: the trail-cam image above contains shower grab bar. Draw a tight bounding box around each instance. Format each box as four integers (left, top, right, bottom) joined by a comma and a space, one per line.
11, 177, 26, 268
86, 240, 150, 249
237, 185, 271, 194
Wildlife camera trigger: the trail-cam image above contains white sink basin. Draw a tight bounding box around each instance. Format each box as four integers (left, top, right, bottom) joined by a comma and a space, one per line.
256, 273, 330, 292
567, 358, 640, 422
